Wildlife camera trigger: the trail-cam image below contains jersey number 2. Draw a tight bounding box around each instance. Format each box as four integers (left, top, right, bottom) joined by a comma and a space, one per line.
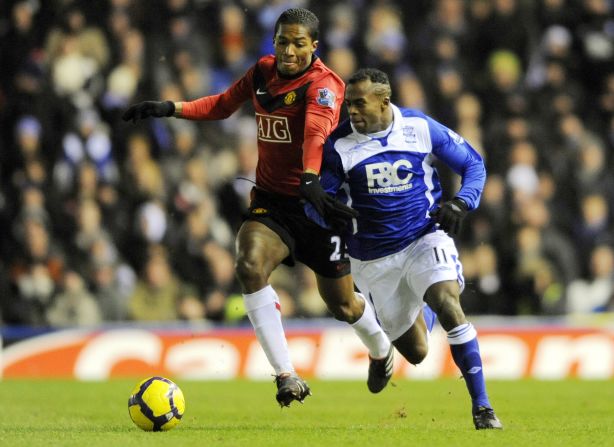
329, 236, 342, 261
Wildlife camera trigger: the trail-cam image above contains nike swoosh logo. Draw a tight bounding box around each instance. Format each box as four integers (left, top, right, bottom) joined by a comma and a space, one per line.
256, 88, 267, 95
305, 181, 312, 184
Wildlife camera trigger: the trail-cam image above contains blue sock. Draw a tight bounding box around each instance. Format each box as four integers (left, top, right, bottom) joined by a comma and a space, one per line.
448, 323, 491, 412
423, 304, 437, 332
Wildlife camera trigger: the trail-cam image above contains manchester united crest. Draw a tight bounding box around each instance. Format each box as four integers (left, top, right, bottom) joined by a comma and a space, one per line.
284, 91, 297, 105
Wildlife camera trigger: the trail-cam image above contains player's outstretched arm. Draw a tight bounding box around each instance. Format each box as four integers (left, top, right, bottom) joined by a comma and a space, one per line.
122, 101, 176, 123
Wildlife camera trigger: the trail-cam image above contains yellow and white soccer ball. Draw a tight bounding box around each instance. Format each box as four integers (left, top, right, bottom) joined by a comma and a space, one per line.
128, 376, 186, 431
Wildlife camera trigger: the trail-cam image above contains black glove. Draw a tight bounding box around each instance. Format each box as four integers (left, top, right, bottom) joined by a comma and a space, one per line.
122, 101, 175, 123
430, 198, 468, 237
300, 173, 358, 229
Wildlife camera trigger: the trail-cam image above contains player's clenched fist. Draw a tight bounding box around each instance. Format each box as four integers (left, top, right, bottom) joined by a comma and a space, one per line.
430, 198, 468, 237
122, 101, 175, 123
300, 172, 358, 230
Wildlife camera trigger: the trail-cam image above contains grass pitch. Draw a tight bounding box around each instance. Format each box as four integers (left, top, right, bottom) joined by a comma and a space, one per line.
0, 379, 611, 447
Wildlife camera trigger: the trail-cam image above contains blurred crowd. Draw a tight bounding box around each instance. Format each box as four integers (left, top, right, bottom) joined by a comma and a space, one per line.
1, 0, 613, 328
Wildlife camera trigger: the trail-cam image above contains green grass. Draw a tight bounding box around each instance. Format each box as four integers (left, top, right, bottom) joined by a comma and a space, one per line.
0, 379, 612, 447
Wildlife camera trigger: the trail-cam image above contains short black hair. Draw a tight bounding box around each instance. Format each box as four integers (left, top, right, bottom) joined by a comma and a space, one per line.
274, 8, 319, 41
348, 68, 392, 98
348, 68, 390, 87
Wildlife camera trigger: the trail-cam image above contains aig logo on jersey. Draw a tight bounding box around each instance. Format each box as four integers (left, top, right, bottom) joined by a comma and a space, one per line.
256, 113, 292, 143
365, 159, 413, 193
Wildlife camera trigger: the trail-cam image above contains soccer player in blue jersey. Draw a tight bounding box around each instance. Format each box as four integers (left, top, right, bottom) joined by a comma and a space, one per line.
305, 68, 502, 430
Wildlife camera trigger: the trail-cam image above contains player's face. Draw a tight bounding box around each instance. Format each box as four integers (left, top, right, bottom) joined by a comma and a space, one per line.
274, 24, 318, 76
345, 80, 390, 134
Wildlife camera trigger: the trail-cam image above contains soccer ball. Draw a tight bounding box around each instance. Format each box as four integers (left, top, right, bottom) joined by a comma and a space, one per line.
128, 376, 186, 431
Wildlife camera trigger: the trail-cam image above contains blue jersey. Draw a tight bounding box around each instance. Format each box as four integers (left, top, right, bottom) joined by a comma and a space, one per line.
306, 104, 486, 261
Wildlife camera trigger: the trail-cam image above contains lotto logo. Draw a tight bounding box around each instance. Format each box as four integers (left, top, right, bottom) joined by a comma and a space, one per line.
256, 113, 292, 143
365, 160, 413, 193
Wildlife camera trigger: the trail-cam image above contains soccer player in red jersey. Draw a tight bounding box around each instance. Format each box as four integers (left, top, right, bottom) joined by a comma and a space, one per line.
123, 8, 392, 407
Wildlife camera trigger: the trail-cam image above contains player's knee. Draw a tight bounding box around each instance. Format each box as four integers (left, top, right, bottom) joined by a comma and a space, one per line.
442, 300, 465, 328
320, 290, 363, 323
326, 302, 353, 322
326, 297, 363, 323
235, 256, 266, 289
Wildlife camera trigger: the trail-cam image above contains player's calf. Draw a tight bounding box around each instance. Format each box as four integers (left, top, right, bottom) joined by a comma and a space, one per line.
393, 339, 428, 365
391, 315, 430, 365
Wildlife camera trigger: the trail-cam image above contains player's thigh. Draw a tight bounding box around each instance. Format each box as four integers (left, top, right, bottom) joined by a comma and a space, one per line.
406, 230, 464, 303
235, 220, 289, 277
293, 218, 351, 279
351, 251, 423, 341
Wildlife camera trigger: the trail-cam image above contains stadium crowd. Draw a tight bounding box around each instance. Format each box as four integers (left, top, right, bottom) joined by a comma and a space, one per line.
1, 0, 613, 327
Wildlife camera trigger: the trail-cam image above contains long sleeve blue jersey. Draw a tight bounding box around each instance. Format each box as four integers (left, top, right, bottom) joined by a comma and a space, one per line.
306, 104, 486, 261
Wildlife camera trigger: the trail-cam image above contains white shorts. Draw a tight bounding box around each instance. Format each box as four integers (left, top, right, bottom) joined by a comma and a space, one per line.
350, 230, 464, 341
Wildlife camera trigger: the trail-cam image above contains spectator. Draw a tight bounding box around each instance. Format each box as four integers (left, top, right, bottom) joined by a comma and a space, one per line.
363, 3, 407, 72
0, 1, 40, 88
460, 244, 506, 315
573, 193, 613, 274
511, 225, 566, 315
8, 217, 65, 324
128, 246, 200, 321
88, 237, 134, 321
295, 265, 329, 318
46, 270, 102, 327
171, 201, 235, 308
567, 244, 614, 313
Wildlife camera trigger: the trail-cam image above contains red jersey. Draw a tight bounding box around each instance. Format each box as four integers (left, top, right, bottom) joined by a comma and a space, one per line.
180, 55, 345, 196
